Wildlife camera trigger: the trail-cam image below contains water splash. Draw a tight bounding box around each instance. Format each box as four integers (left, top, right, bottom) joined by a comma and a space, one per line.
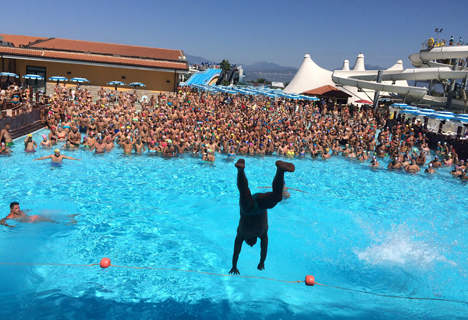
356, 228, 457, 269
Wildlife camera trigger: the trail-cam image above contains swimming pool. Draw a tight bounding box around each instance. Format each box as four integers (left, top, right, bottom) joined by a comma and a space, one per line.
1, 129, 467, 319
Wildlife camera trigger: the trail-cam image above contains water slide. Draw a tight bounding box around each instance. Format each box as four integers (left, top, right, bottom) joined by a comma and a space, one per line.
332, 46, 468, 107
182, 69, 221, 86
409, 46, 468, 68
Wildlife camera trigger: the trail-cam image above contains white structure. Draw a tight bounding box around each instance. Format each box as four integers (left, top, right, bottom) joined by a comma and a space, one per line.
283, 54, 334, 94
341, 60, 350, 71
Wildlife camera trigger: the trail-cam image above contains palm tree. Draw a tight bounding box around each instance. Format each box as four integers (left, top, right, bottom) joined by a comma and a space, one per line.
220, 60, 231, 72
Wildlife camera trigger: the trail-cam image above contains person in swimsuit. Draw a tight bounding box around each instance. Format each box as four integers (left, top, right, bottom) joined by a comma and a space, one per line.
33, 149, 81, 163
229, 159, 295, 275
40, 135, 52, 147
425, 163, 437, 174
0, 142, 13, 155
1, 202, 53, 228
0, 123, 13, 146
24, 134, 37, 152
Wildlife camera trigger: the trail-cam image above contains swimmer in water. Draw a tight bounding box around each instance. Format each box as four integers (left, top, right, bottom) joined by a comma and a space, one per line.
0, 142, 13, 155
425, 163, 437, 174
40, 134, 52, 147
370, 156, 380, 168
33, 149, 81, 163
229, 159, 295, 275
24, 134, 37, 152
0, 202, 53, 227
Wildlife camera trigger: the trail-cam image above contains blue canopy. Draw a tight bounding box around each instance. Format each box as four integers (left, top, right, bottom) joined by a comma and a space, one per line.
128, 82, 146, 87
107, 81, 126, 86
70, 77, 90, 83
22, 74, 44, 80
0, 72, 19, 78
48, 76, 68, 81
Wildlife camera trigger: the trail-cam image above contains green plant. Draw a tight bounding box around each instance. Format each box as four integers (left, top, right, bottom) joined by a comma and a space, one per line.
220, 60, 231, 72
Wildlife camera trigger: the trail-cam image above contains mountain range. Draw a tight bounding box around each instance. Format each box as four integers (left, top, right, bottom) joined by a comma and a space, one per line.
185, 54, 385, 83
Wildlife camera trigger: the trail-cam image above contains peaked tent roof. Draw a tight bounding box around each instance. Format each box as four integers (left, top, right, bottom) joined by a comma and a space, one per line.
283, 54, 334, 94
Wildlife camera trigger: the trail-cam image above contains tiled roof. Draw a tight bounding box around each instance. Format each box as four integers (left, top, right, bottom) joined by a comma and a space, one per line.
0, 46, 188, 70
304, 85, 351, 97
0, 34, 48, 47
26, 37, 183, 62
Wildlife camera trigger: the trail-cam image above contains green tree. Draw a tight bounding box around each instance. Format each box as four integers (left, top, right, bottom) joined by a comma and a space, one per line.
220, 59, 231, 72
256, 78, 267, 84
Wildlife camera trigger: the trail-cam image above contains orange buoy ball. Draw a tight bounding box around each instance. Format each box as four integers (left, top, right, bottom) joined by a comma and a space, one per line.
100, 258, 111, 268
305, 275, 315, 286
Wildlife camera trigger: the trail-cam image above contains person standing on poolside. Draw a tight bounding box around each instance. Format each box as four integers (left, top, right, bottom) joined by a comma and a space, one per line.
229, 159, 295, 275
33, 149, 81, 162
0, 123, 13, 146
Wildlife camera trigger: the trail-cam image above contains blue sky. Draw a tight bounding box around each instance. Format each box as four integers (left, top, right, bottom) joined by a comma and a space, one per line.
1, 0, 467, 70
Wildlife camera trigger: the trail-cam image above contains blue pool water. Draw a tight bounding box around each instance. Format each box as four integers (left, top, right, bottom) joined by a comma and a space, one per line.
1, 129, 467, 319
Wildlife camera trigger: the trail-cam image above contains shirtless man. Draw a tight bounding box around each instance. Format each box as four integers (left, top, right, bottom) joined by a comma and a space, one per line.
34, 149, 81, 162
0, 123, 13, 146
429, 156, 442, 169
90, 138, 107, 153
68, 126, 81, 148
229, 159, 295, 275
388, 156, 403, 170
123, 137, 133, 154
24, 134, 37, 152
1, 202, 52, 228
405, 158, 420, 173
133, 137, 145, 153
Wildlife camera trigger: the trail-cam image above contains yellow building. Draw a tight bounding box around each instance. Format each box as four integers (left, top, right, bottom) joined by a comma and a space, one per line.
0, 34, 189, 93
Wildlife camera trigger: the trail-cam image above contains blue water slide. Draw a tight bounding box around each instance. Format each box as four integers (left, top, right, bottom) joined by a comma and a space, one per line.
182, 69, 221, 86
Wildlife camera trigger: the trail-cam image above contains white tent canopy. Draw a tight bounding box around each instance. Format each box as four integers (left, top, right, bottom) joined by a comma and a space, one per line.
341, 59, 350, 71
284, 54, 334, 94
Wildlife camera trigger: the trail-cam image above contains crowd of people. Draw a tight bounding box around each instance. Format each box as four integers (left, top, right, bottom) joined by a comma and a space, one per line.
1, 84, 467, 180
0, 85, 34, 110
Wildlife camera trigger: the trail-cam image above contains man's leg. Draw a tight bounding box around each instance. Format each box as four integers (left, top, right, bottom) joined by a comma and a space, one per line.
236, 159, 255, 213
257, 160, 295, 209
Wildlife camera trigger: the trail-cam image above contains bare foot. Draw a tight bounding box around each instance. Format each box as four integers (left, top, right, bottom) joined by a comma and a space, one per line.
276, 160, 295, 172
235, 159, 245, 169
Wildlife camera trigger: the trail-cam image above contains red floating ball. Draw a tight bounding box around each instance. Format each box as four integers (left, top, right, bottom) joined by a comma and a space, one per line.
305, 275, 315, 286
100, 258, 111, 268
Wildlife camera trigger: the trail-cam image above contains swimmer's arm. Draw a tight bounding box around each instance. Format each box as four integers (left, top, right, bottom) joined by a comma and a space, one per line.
33, 155, 52, 161
63, 156, 81, 161
229, 235, 243, 275
0, 218, 13, 228
258, 233, 268, 270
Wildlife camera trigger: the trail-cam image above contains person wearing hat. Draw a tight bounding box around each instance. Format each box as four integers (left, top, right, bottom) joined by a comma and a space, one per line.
0, 142, 13, 155
429, 156, 443, 168
33, 149, 81, 163
24, 134, 37, 152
